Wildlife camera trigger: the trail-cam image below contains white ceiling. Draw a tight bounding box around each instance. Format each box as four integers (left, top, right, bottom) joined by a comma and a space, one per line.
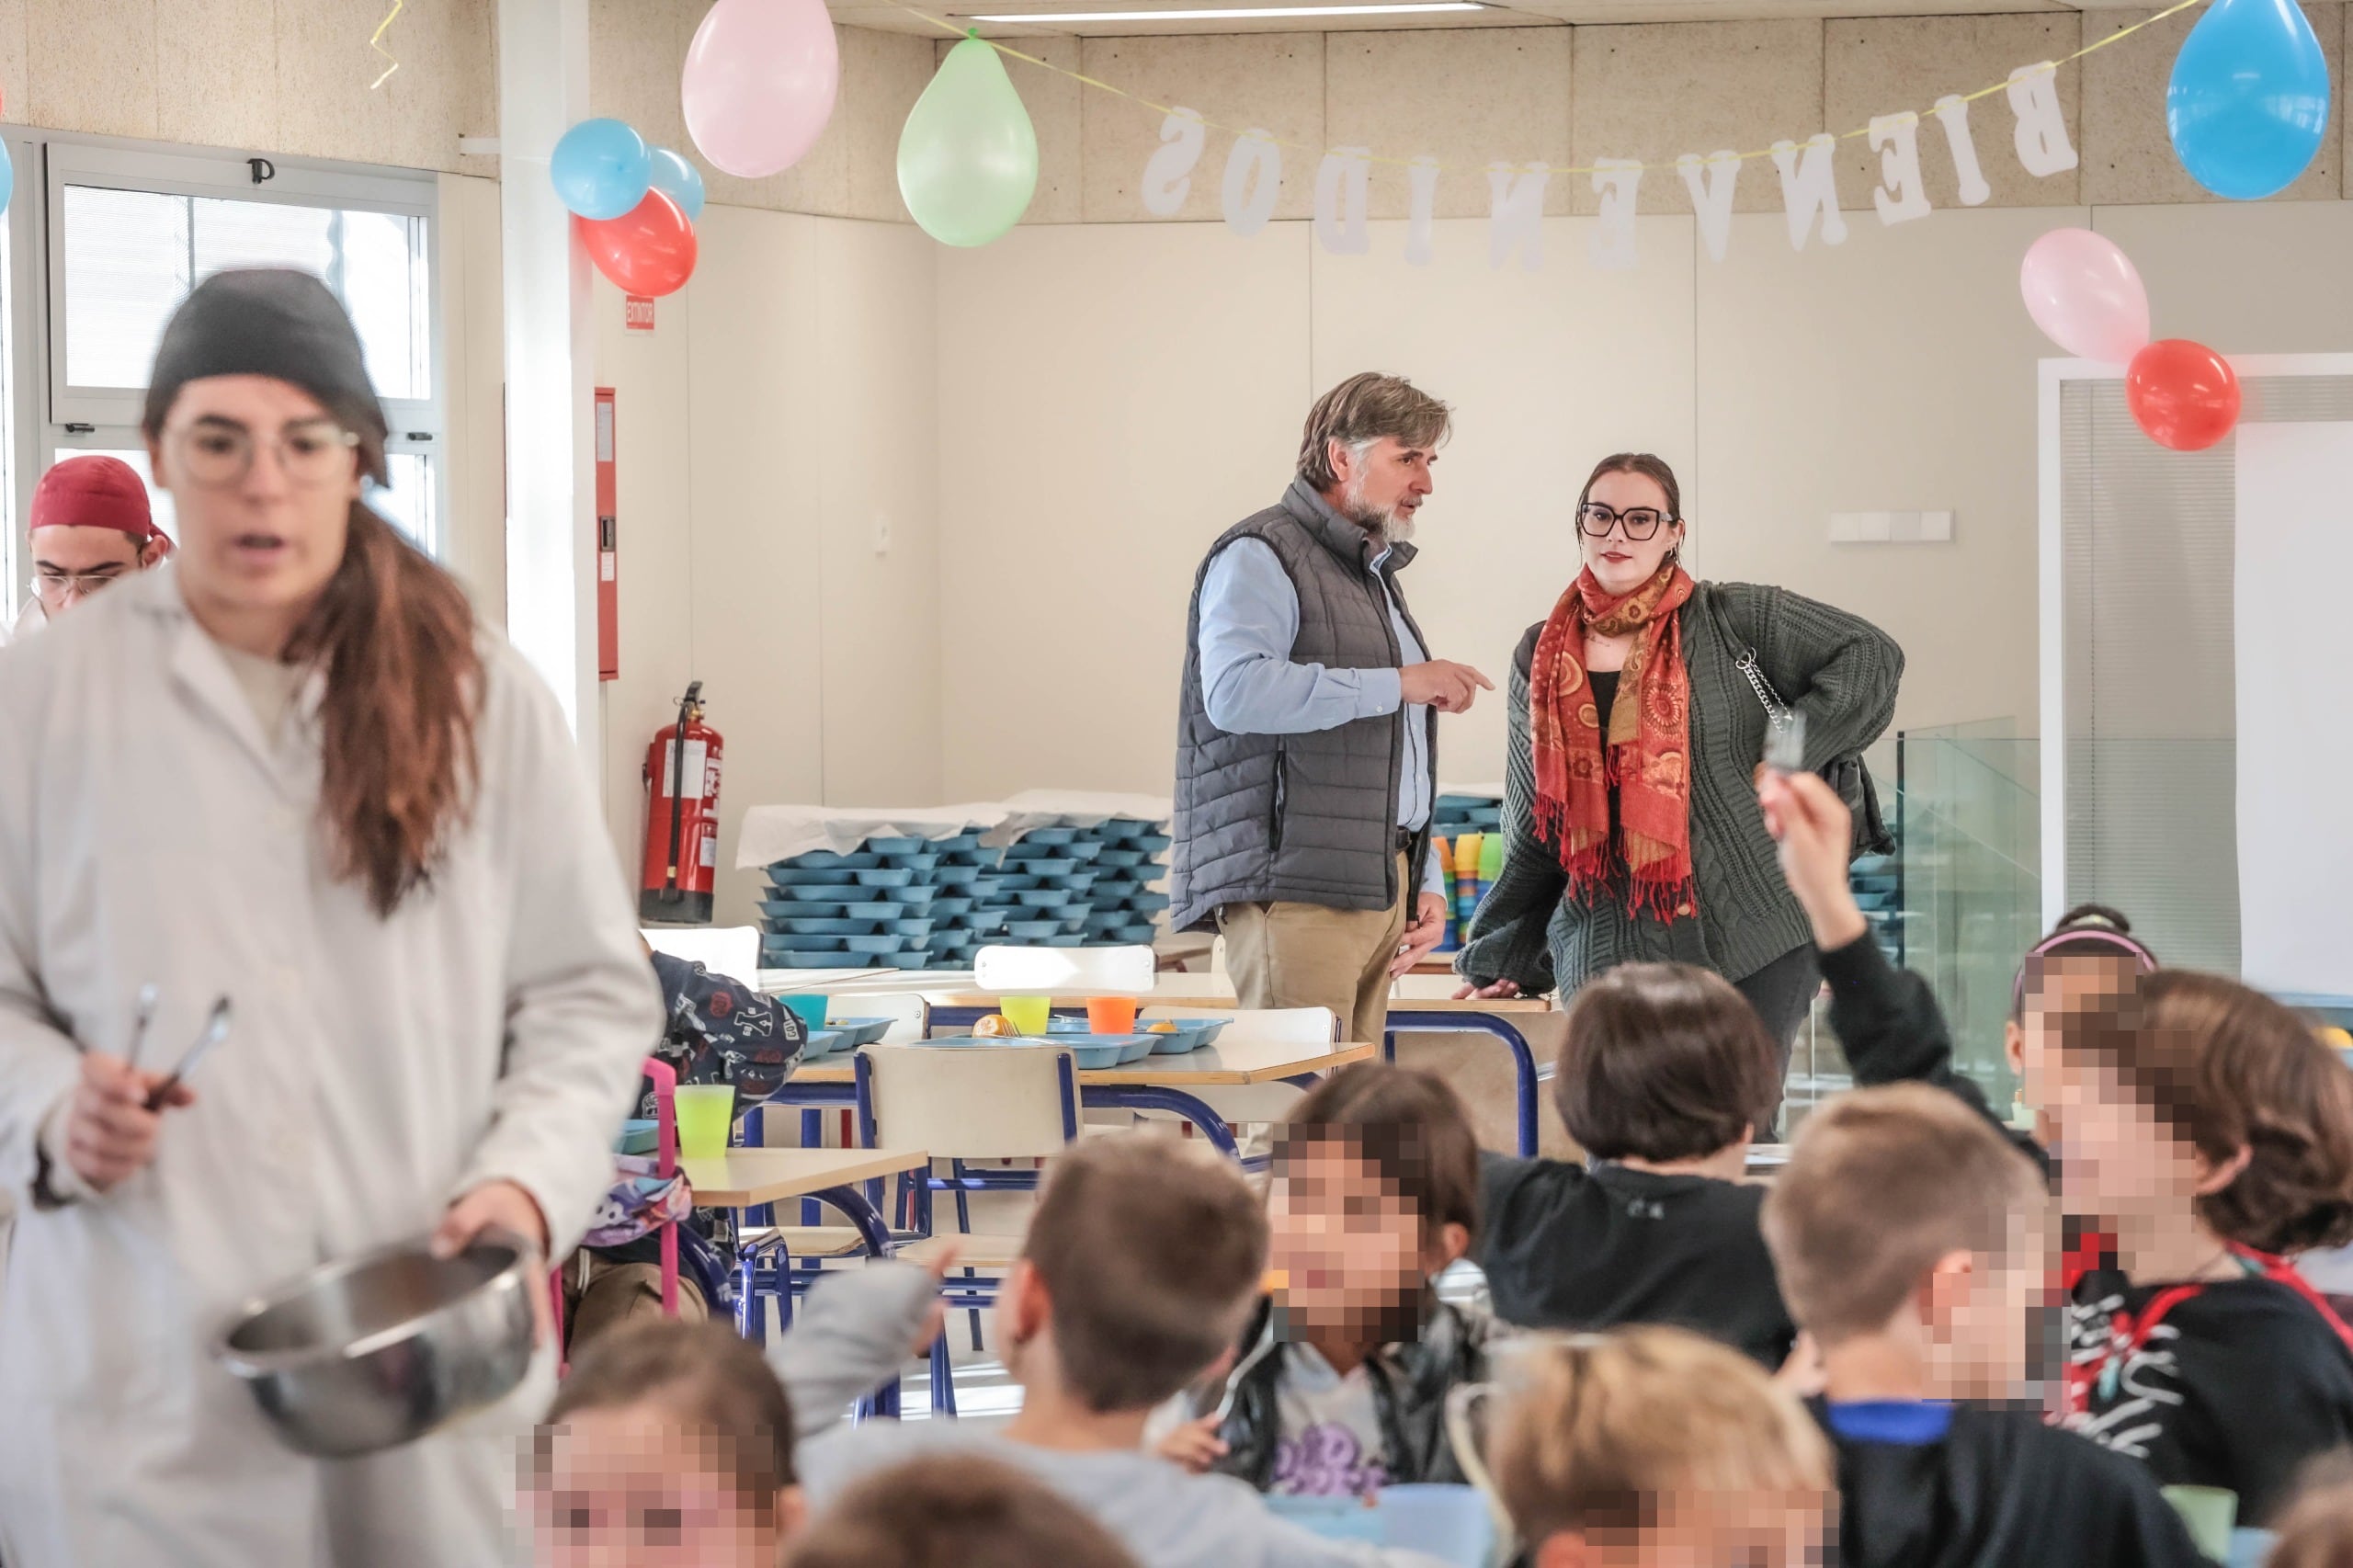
834, 0, 2131, 39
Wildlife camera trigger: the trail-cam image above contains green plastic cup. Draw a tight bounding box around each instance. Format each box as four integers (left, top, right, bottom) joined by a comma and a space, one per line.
1001, 995, 1051, 1036
674, 1085, 736, 1162
2162, 1485, 2236, 1562
776, 994, 831, 1035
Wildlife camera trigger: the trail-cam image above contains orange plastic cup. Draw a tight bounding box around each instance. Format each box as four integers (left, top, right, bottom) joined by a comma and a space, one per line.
1086, 995, 1140, 1035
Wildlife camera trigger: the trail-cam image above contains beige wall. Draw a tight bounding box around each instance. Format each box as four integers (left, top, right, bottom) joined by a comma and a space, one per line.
590, 207, 941, 925
937, 198, 2353, 802
960, 6, 2348, 227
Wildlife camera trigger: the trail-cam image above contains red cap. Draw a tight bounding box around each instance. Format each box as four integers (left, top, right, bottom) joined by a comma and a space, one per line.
30, 456, 163, 548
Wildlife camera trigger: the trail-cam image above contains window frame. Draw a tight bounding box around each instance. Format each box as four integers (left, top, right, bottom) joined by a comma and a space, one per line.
12, 132, 448, 573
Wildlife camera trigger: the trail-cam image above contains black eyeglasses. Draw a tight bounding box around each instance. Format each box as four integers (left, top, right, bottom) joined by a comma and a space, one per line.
1577, 503, 1675, 541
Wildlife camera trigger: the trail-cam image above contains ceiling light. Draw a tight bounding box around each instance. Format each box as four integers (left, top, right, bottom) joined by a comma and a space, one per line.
963, 3, 1486, 21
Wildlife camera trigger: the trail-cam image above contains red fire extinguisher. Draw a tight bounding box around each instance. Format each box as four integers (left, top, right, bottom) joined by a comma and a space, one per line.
641, 681, 722, 924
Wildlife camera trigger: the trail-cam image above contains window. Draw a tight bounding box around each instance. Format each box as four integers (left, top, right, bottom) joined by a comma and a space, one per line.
27, 140, 444, 564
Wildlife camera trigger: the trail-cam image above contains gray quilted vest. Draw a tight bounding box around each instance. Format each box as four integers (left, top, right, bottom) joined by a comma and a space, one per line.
1169, 479, 1436, 932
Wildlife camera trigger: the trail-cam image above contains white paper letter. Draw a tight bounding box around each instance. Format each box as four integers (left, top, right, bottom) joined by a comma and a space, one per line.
1869, 112, 1932, 226
1931, 94, 1994, 208
1141, 108, 1206, 217
1486, 162, 1548, 272
1675, 151, 1740, 264
1222, 130, 1282, 237
2006, 63, 2077, 179
1313, 148, 1371, 256
1589, 158, 1642, 270
1405, 157, 1440, 267
1770, 134, 1847, 251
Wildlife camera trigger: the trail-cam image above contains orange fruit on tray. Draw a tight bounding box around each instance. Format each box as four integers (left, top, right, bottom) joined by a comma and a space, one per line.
973, 1013, 1017, 1037
1146, 1021, 1178, 1034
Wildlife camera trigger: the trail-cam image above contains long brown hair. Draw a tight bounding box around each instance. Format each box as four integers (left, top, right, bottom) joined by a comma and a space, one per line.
143, 389, 482, 916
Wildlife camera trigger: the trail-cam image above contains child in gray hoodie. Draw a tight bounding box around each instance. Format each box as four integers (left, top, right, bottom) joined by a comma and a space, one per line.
769, 1131, 1453, 1568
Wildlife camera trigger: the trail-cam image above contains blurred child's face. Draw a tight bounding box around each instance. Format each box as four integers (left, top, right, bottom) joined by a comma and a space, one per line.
1268, 1139, 1454, 1344
1533, 1491, 1830, 1568
2049, 1053, 2207, 1227
532, 1403, 799, 1568
2011, 960, 2143, 1131
1923, 1214, 2049, 1402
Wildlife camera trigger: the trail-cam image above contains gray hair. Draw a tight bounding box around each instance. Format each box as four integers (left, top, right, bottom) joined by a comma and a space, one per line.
1297, 373, 1451, 490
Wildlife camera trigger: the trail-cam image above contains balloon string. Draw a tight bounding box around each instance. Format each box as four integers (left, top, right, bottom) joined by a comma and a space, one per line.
368, 0, 404, 89
898, 0, 2209, 176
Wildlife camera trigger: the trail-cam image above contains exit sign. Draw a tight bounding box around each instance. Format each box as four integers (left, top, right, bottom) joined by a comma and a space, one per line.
624, 296, 655, 332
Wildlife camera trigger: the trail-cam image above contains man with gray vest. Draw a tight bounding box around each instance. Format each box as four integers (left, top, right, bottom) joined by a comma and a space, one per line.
1170, 373, 1491, 1050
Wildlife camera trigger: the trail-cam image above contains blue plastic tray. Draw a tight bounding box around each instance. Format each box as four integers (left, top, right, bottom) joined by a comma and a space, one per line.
864, 836, 928, 855
880, 854, 942, 873
1142, 1017, 1230, 1053
855, 868, 916, 889
775, 918, 881, 936
783, 851, 881, 870
844, 902, 907, 920
1005, 920, 1063, 939
1013, 887, 1076, 908
827, 1017, 893, 1047
767, 867, 858, 887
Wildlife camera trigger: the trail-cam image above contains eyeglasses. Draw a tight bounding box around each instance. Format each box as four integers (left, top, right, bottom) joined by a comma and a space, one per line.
1577, 503, 1675, 540
168, 419, 359, 489
33, 563, 135, 603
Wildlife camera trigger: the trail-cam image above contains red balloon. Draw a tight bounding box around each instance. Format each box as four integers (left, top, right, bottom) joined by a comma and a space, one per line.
2124, 338, 2240, 452
575, 189, 698, 297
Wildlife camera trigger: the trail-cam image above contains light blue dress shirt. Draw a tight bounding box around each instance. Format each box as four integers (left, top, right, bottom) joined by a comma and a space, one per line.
1195, 536, 1446, 901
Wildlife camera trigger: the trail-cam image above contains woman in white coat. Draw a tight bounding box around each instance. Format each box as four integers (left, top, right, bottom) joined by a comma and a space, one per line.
0, 269, 663, 1565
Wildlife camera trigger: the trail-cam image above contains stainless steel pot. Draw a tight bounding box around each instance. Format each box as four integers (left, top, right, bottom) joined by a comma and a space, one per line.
214, 1231, 537, 1459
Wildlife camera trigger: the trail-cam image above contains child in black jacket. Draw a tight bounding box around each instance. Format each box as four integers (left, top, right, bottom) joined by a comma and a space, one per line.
1763, 1079, 2204, 1568
1474, 961, 1796, 1367
1763, 767, 2353, 1527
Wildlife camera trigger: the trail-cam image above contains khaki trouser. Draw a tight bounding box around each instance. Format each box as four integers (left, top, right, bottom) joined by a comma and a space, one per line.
560, 1252, 710, 1356
1217, 855, 1412, 1050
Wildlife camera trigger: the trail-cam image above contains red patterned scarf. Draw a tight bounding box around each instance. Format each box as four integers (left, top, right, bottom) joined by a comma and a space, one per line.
1530, 561, 1699, 923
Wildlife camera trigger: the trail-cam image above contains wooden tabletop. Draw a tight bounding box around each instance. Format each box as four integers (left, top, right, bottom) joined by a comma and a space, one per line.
791, 1037, 1377, 1088
679, 1145, 930, 1208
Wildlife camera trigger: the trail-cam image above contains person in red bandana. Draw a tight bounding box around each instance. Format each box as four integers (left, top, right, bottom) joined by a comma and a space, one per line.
9, 455, 171, 642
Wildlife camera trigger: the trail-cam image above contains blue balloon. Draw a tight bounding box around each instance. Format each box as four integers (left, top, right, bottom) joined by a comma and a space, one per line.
649, 147, 707, 222
2168, 0, 2331, 200
551, 118, 653, 221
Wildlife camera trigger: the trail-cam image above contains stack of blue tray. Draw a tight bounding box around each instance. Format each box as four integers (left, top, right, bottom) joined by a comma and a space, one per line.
923, 831, 1010, 970
1433, 792, 1503, 837
758, 834, 967, 970
758, 818, 1175, 971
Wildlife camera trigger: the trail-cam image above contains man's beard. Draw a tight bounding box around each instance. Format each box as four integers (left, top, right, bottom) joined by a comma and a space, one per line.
1342, 472, 1415, 550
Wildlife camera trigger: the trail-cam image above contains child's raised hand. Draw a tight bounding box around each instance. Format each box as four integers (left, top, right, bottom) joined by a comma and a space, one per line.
1157, 1414, 1230, 1473
910, 1243, 963, 1356
1757, 772, 1869, 949
1774, 1331, 1826, 1399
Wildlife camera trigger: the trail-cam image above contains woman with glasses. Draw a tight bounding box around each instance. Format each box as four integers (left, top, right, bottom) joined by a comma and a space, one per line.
1455, 452, 1901, 1133
0, 269, 660, 1566
5, 453, 171, 643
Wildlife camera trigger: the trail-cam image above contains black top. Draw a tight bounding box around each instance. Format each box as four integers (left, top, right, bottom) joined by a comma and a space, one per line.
1586, 667, 1620, 735
1475, 1152, 1794, 1368
2067, 1270, 2353, 1525
1818, 1401, 2207, 1568
1820, 933, 2353, 1526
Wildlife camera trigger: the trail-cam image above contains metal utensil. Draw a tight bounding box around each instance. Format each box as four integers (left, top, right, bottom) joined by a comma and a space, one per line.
214, 1228, 538, 1458
144, 996, 231, 1111
121, 983, 161, 1070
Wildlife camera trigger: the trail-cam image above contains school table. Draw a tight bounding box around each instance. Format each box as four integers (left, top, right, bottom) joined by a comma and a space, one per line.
923, 989, 1555, 1158
680, 1145, 929, 1253
774, 1036, 1377, 1159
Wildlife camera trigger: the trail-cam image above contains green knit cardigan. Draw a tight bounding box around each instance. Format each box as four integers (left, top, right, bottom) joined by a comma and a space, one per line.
1456, 581, 1903, 996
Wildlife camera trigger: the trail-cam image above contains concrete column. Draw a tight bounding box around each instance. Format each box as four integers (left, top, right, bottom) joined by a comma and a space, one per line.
496, 0, 597, 767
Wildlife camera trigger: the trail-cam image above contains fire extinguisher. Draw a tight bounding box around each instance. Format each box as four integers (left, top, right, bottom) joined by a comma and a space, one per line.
640, 680, 722, 924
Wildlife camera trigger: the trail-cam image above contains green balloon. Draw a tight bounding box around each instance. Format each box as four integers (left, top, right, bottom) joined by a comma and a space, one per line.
898, 37, 1039, 247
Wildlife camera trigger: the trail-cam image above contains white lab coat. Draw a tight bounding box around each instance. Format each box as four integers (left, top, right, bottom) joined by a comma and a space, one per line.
0, 565, 663, 1567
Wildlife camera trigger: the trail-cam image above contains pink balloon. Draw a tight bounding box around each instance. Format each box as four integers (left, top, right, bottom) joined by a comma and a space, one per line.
2019, 228, 2153, 365
683, 0, 840, 179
